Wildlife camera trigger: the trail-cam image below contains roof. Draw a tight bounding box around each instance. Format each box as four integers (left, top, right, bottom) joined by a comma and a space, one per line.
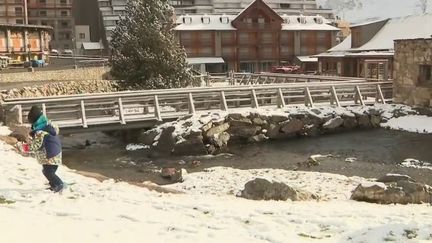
281, 15, 339, 31
296, 56, 318, 62
327, 35, 352, 52
350, 18, 388, 28
187, 57, 225, 65
354, 14, 432, 51
175, 14, 337, 31
175, 15, 237, 31
0, 23, 53, 30
81, 42, 104, 50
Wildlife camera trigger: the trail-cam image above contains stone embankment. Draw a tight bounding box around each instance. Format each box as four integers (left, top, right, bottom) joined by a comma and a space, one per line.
137, 104, 418, 156
0, 80, 121, 100
0, 67, 111, 84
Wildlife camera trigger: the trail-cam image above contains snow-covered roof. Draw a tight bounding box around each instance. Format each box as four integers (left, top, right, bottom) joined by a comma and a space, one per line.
281, 15, 339, 31
296, 56, 318, 62
328, 35, 352, 52
354, 14, 432, 51
175, 15, 237, 31
175, 14, 338, 31
81, 42, 104, 50
350, 18, 388, 28
346, 51, 394, 57
187, 57, 225, 65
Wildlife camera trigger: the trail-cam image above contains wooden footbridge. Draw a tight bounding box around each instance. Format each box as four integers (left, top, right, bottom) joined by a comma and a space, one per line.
1, 78, 393, 134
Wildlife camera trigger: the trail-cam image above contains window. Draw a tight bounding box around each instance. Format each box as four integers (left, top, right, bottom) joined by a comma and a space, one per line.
15, 7, 23, 16
39, 11, 47, 17
79, 33, 85, 39
39, 0, 46, 3
419, 65, 432, 85
60, 0, 67, 4
280, 3, 291, 9
41, 21, 48, 25
16, 19, 24, 24
61, 21, 69, 27
61, 11, 68, 16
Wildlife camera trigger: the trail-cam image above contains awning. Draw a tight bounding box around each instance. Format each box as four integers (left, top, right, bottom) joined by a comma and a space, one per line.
296, 56, 318, 63
187, 57, 225, 65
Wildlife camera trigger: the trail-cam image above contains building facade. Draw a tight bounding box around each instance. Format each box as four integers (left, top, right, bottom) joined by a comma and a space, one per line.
316, 14, 432, 79
393, 38, 432, 107
170, 0, 334, 19
97, 0, 125, 44
175, 0, 338, 73
0, 23, 51, 63
27, 0, 74, 50
0, 0, 26, 24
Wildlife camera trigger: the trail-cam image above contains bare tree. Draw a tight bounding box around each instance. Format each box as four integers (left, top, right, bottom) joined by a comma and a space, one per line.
325, 0, 363, 19
418, 0, 430, 13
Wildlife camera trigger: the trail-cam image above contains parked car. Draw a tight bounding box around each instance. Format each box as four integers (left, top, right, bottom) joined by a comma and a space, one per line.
271, 65, 301, 74
50, 49, 59, 56
62, 49, 73, 56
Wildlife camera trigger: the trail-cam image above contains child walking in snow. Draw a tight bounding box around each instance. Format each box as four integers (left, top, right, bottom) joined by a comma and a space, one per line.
22, 105, 64, 192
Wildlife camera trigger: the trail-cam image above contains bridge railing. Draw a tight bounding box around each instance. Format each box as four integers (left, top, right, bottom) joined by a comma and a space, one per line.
1, 81, 393, 129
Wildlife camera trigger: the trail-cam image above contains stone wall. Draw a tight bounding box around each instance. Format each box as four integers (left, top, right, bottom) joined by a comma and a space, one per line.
0, 67, 112, 83
393, 38, 432, 107
1, 80, 121, 100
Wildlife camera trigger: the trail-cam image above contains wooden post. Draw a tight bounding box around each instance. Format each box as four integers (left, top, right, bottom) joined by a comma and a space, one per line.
247, 74, 252, 84
277, 88, 286, 108
376, 84, 386, 104
264, 76, 269, 84
206, 72, 211, 87
304, 87, 314, 107
220, 91, 228, 111
118, 98, 126, 124
188, 93, 195, 114
354, 86, 365, 105
251, 89, 259, 108
80, 100, 88, 128
154, 95, 162, 121
330, 86, 341, 107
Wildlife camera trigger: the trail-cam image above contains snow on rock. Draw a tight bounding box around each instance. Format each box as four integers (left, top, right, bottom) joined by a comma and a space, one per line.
381, 115, 432, 134
125, 143, 150, 151
400, 158, 432, 171
1, 137, 432, 242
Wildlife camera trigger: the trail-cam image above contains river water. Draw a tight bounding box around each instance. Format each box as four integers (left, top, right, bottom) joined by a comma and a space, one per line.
62, 129, 432, 185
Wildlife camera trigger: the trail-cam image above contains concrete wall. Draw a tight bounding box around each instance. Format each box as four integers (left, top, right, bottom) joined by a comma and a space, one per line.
0, 66, 111, 83
393, 38, 432, 107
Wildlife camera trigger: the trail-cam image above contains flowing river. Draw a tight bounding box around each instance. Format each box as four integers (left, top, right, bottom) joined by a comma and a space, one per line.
62, 129, 432, 185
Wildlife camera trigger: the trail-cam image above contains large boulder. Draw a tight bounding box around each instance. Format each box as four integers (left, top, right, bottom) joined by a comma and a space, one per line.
280, 118, 304, 134
351, 178, 432, 204
173, 136, 207, 156
342, 116, 358, 129
323, 116, 344, 129
228, 122, 260, 138
239, 178, 319, 201
138, 129, 159, 145
155, 126, 175, 154
204, 123, 230, 138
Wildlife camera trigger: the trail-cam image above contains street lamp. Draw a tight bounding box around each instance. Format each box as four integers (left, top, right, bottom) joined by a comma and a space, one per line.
72, 37, 77, 69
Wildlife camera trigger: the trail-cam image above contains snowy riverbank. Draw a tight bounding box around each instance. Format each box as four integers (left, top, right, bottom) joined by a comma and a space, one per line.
1, 124, 432, 242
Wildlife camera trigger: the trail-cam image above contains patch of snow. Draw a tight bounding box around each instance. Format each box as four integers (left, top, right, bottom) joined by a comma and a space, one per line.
0, 140, 432, 243
345, 157, 357, 163
400, 158, 432, 171
125, 144, 150, 151
359, 181, 387, 189
0, 126, 12, 136
381, 115, 432, 134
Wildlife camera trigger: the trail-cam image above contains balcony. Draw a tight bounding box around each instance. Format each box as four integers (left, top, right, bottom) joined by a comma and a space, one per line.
27, 3, 72, 9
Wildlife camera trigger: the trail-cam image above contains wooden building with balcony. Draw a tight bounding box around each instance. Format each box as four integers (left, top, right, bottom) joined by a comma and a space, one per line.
316, 14, 432, 80
174, 0, 339, 73
0, 0, 26, 24
0, 23, 52, 64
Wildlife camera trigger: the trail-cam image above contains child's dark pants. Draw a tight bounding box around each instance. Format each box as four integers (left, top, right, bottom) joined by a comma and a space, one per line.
42, 165, 63, 189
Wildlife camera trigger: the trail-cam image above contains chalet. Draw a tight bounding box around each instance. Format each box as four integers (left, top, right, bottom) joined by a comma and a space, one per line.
0, 23, 52, 65
174, 0, 339, 73
316, 14, 432, 80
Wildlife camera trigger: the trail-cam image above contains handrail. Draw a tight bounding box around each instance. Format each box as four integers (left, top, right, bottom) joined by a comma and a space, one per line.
3, 81, 393, 105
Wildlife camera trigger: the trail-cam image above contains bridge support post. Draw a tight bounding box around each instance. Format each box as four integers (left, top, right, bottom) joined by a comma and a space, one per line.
220, 91, 228, 111
330, 86, 341, 107
304, 87, 314, 107
80, 100, 88, 128
188, 93, 195, 114
376, 85, 386, 104
17, 105, 23, 125
354, 86, 365, 106
118, 98, 126, 124
251, 89, 259, 108
154, 95, 162, 121
42, 103, 47, 116
277, 88, 285, 108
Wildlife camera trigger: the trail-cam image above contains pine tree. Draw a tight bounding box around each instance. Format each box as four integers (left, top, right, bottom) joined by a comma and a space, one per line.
110, 0, 193, 89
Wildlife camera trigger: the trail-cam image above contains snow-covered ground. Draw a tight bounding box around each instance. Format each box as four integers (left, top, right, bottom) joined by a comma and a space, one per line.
1, 125, 432, 243
381, 115, 432, 134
